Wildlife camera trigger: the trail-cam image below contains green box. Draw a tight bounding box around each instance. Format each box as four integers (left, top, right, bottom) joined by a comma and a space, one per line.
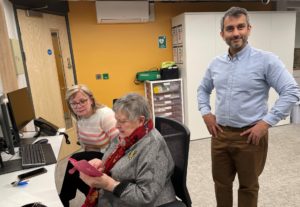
103, 73, 109, 80
136, 70, 161, 82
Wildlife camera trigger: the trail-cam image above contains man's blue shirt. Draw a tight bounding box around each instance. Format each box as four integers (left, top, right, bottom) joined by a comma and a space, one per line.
197, 44, 300, 127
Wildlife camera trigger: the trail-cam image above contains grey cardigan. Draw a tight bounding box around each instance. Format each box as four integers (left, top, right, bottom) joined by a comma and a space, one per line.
97, 128, 176, 207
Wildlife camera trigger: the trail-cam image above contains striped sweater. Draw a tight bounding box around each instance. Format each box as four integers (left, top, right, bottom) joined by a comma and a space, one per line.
77, 107, 119, 151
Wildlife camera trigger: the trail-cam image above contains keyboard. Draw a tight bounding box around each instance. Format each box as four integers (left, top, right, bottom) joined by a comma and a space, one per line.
19, 144, 46, 168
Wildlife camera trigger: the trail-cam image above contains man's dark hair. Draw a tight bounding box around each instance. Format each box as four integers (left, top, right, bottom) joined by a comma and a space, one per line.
221, 7, 250, 31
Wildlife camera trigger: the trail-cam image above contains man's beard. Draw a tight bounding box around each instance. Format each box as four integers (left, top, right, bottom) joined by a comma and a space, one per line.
227, 36, 247, 49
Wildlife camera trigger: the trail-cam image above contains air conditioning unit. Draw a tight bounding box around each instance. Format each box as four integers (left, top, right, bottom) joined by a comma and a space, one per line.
96, 1, 150, 24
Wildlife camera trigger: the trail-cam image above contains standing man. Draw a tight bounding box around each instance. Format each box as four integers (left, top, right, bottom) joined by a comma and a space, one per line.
197, 7, 300, 207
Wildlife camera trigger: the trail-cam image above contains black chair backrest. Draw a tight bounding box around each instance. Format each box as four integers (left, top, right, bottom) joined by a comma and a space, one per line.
155, 116, 192, 207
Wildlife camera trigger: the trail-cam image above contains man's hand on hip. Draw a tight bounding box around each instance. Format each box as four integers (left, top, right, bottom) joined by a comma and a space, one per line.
240, 120, 270, 145
202, 113, 223, 138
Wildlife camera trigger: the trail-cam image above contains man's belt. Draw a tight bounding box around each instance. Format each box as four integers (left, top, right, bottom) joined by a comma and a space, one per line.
219, 124, 254, 131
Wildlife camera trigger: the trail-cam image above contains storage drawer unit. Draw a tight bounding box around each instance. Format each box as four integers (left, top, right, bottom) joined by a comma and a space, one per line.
144, 78, 184, 124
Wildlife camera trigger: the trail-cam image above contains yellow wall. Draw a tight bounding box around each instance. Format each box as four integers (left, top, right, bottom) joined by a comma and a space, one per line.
68, 2, 273, 107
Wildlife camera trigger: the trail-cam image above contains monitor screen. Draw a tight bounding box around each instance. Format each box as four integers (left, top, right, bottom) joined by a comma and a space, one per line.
0, 95, 15, 156
7, 87, 35, 143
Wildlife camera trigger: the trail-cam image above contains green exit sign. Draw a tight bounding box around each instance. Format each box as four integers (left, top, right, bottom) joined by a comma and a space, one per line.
158, 36, 166, 48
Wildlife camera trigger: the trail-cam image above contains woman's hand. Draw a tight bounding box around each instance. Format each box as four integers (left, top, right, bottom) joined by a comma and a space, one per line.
79, 158, 120, 192
88, 158, 104, 171
79, 172, 120, 192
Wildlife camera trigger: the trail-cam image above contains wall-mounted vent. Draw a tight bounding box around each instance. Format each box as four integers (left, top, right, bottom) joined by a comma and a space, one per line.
95, 1, 151, 24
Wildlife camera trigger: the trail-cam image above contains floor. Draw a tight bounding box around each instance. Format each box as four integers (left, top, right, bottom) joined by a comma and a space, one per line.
55, 123, 300, 207
187, 123, 300, 207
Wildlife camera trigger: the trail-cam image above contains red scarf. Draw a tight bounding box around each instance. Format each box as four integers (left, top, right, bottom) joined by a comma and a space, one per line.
82, 119, 153, 207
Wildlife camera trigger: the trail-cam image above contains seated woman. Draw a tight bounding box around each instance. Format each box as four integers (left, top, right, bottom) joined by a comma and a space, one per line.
79, 93, 177, 207
59, 84, 119, 207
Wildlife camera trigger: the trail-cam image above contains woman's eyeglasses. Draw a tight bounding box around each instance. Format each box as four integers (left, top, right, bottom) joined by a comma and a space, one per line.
116, 118, 130, 125
70, 99, 88, 108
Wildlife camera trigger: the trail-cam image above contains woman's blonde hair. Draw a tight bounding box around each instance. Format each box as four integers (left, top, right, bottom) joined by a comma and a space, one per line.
66, 84, 104, 120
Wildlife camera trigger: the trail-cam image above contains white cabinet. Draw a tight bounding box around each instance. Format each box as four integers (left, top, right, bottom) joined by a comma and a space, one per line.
145, 79, 184, 124
172, 12, 296, 140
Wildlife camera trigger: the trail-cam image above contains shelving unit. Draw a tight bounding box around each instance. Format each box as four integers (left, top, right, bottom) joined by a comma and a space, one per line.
144, 78, 184, 124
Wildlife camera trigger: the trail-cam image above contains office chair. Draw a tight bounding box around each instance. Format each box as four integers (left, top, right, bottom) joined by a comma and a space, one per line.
155, 116, 192, 207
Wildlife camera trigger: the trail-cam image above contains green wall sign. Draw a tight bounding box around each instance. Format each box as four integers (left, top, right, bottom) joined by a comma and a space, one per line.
158, 36, 166, 48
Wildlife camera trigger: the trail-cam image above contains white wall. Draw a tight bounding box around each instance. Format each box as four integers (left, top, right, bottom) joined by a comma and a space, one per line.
2, 0, 27, 88
2, 0, 17, 39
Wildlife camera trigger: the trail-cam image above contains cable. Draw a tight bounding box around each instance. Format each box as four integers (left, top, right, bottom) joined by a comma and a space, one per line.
33, 129, 70, 144
59, 132, 71, 145
261, 0, 271, 5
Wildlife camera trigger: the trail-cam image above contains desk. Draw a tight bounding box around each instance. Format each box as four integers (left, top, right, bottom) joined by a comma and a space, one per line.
0, 135, 63, 207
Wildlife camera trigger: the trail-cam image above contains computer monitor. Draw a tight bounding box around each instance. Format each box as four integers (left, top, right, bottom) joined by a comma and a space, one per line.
7, 87, 35, 144
0, 94, 15, 169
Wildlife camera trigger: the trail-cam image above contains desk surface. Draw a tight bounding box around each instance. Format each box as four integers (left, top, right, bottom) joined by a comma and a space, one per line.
0, 135, 63, 207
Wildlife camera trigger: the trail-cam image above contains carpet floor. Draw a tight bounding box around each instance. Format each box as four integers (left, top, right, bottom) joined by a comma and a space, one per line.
55, 124, 300, 207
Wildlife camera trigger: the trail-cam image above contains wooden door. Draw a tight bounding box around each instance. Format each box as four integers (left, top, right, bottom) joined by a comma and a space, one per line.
51, 31, 72, 128
17, 10, 75, 128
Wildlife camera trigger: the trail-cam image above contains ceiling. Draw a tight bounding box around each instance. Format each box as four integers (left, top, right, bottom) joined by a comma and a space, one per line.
9, 0, 300, 12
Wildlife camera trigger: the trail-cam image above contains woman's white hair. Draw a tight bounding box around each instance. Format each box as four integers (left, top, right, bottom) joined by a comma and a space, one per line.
113, 93, 151, 121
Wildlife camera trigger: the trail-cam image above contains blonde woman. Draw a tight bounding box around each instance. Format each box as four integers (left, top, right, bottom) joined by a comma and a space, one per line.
59, 84, 119, 207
